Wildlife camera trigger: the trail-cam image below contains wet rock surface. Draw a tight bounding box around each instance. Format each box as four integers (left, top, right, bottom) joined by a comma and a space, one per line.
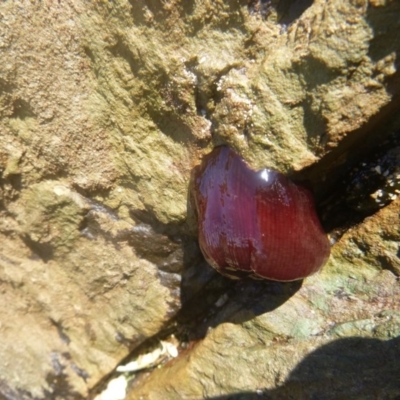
0, 0, 399, 399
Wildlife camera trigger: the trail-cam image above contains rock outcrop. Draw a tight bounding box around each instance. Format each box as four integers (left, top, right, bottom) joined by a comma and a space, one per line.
0, 0, 399, 399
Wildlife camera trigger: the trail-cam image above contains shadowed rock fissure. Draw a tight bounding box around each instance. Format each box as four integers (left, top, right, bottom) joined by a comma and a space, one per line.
303, 106, 400, 238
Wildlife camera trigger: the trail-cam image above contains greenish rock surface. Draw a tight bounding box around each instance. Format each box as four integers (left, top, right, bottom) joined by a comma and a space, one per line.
128, 200, 400, 399
0, 0, 399, 399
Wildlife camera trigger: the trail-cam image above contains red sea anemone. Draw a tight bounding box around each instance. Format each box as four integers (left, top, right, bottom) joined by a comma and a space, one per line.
193, 146, 330, 281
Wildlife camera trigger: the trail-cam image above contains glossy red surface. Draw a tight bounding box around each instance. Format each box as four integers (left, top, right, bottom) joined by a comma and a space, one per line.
193, 146, 331, 281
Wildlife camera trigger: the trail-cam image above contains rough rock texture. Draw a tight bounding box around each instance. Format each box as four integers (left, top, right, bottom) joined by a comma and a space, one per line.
0, 0, 399, 399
